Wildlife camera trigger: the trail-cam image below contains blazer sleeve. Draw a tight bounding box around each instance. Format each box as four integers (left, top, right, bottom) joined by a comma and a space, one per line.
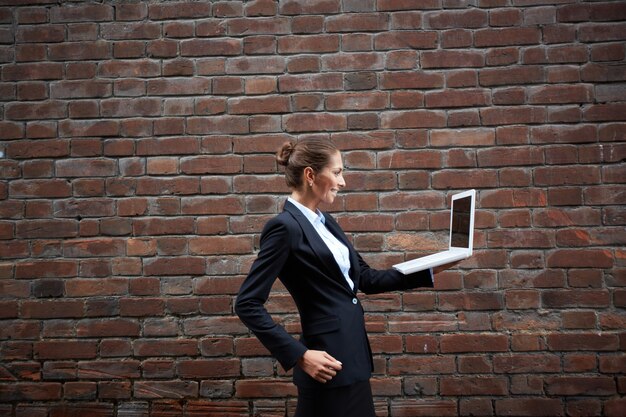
356, 251, 434, 295
322, 212, 434, 295
234, 217, 308, 371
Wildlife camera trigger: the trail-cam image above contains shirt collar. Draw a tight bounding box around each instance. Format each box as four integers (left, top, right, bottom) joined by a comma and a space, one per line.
287, 197, 325, 225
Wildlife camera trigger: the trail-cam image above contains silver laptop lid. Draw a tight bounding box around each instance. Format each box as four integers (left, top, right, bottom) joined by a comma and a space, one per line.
449, 189, 476, 252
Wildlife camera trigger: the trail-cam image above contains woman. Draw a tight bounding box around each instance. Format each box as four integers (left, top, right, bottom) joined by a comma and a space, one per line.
235, 138, 448, 417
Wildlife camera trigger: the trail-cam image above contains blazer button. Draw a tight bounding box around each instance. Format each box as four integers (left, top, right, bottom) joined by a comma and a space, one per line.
352, 298, 357, 305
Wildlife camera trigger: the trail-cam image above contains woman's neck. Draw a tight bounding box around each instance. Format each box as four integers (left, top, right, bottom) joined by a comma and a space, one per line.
290, 190, 319, 213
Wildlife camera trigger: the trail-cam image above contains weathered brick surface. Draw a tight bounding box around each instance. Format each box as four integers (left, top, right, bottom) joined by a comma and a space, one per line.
0, 1, 624, 415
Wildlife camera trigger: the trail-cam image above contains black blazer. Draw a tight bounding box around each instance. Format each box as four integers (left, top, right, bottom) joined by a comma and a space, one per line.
235, 200, 433, 389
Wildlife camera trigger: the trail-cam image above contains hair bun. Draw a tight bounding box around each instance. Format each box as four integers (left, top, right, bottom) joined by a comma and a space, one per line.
276, 141, 296, 167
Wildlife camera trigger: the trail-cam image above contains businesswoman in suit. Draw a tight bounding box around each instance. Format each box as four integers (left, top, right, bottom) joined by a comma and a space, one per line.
235, 138, 445, 417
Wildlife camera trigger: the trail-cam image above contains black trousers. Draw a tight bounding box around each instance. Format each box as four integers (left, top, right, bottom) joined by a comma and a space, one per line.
294, 379, 376, 417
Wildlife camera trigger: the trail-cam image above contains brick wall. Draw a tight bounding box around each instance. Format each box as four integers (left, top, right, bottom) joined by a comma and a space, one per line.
0, 0, 625, 416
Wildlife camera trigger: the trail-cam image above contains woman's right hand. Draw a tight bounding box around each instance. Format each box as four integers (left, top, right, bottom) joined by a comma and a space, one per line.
297, 350, 342, 383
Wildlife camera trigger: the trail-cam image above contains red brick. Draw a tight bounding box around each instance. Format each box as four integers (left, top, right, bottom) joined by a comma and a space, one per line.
480, 106, 546, 126
425, 88, 489, 108
479, 146, 544, 167
3, 62, 64, 81
389, 399, 457, 417
566, 399, 603, 417
146, 78, 211, 96
495, 398, 563, 417
180, 155, 242, 174
7, 140, 69, 159
131, 339, 197, 357
486, 47, 519, 66
542, 289, 610, 309
136, 380, 199, 399
440, 376, 508, 395
600, 354, 626, 373
136, 137, 199, 156
432, 169, 498, 189
189, 236, 252, 255
531, 124, 597, 144
441, 334, 508, 353
15, 259, 78, 279
279, 73, 343, 92
430, 128, 494, 147
380, 110, 446, 129
426, 9, 488, 29
283, 113, 346, 132
143, 257, 205, 276
21, 299, 84, 319
388, 11, 419, 29
5, 100, 67, 121
229, 95, 289, 114
475, 27, 541, 47
558, 227, 625, 247
380, 71, 444, 90
16, 24, 64, 43
187, 116, 249, 135
493, 353, 560, 373
184, 316, 248, 335
65, 278, 128, 297
279, 0, 340, 15
546, 376, 615, 396
591, 43, 625, 62
50, 3, 112, 22
278, 35, 339, 54
0, 382, 62, 402
579, 22, 626, 42
584, 103, 626, 122
245, 0, 277, 16
479, 65, 543, 86
233, 380, 295, 398
323, 52, 384, 71
389, 356, 455, 375
76, 319, 140, 338
422, 50, 484, 68
181, 197, 243, 215
326, 13, 387, 32
542, 208, 602, 229
290, 15, 324, 34
49, 40, 110, 61
528, 84, 593, 104
98, 59, 160, 78
582, 63, 626, 82
547, 332, 619, 351
35, 341, 97, 360
537, 165, 600, 186
374, 31, 438, 50
326, 91, 387, 111
233, 175, 290, 193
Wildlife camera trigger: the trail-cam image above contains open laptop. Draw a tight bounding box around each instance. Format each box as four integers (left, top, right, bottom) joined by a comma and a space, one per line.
393, 189, 476, 275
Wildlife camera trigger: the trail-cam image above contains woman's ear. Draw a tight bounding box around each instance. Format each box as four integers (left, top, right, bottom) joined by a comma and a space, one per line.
303, 166, 315, 186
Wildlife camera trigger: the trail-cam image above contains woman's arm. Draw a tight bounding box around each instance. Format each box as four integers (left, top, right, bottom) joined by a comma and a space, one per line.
234, 218, 308, 371
356, 251, 434, 295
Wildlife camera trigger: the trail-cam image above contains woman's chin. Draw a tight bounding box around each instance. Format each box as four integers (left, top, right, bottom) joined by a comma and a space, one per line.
324, 193, 337, 204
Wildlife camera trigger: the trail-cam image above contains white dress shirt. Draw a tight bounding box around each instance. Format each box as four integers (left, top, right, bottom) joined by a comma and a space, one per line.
288, 197, 354, 291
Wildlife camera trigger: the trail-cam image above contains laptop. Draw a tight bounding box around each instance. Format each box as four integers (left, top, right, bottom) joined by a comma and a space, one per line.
393, 189, 476, 275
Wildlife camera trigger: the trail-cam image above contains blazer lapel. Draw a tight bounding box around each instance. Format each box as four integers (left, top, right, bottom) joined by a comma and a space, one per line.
284, 201, 354, 293
323, 213, 360, 292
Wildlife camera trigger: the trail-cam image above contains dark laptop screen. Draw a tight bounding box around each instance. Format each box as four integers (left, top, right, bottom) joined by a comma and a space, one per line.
451, 196, 472, 248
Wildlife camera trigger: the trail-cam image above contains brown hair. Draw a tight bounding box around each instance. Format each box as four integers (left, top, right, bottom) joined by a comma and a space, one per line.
276, 138, 339, 189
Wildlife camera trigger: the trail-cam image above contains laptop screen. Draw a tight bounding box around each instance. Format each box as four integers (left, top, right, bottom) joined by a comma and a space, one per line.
451, 195, 472, 249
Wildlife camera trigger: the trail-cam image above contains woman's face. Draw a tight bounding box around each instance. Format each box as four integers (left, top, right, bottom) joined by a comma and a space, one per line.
311, 151, 345, 205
